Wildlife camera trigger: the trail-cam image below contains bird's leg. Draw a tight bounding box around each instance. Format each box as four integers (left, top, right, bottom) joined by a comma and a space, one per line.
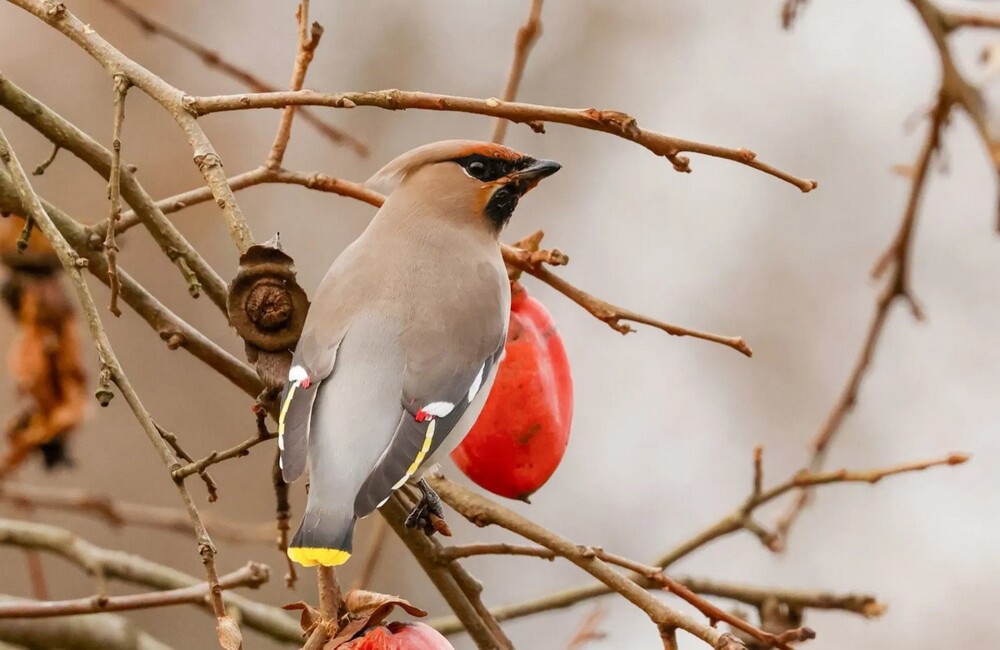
404, 478, 452, 537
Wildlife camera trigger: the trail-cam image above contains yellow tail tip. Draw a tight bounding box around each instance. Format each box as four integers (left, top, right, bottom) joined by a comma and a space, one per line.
287, 547, 351, 567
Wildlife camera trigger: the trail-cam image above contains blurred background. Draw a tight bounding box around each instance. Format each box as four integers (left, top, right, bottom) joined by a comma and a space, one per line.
1, 0, 999, 648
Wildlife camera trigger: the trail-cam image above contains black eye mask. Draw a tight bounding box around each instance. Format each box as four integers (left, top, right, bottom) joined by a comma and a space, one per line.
451, 153, 532, 182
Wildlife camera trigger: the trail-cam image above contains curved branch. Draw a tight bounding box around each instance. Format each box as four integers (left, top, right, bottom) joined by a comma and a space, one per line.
0, 518, 301, 642
0, 72, 230, 311
0, 596, 173, 650
0, 563, 268, 618
98, 0, 367, 157
0, 173, 262, 398
8, 0, 255, 252
188, 89, 817, 192
429, 473, 745, 649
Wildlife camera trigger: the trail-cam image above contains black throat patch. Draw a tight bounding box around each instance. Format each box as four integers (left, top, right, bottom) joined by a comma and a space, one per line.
451, 153, 534, 230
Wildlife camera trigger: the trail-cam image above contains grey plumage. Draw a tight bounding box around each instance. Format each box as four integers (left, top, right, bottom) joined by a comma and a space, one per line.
279, 140, 560, 567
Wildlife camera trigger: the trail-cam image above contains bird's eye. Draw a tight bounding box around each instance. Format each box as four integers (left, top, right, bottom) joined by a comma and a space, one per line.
467, 161, 487, 178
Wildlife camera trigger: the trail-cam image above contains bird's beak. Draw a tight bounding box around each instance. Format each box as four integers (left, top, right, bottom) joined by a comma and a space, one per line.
505, 159, 561, 193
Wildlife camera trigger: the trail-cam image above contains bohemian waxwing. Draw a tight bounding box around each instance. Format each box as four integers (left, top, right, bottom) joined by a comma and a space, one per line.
279, 140, 561, 567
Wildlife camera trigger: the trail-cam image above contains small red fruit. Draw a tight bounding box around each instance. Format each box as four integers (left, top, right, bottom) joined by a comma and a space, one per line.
340, 622, 454, 649
452, 281, 573, 500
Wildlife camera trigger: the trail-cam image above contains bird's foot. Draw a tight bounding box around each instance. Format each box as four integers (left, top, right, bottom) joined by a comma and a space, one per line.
404, 478, 452, 537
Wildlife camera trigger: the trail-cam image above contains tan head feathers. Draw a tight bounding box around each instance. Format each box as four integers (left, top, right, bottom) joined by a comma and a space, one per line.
365, 140, 522, 194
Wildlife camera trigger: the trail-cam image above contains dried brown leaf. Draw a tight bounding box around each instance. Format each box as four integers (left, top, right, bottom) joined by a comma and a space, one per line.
283, 600, 321, 632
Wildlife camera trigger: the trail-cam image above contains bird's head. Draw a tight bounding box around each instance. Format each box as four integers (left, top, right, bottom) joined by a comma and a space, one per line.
366, 140, 561, 232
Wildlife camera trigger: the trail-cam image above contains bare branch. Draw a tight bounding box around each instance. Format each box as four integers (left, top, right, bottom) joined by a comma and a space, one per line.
429, 472, 748, 649
506, 258, 753, 356
0, 518, 300, 642
381, 492, 509, 649
113, 166, 383, 235
0, 598, 172, 650
429, 453, 961, 633
0, 563, 268, 618
0, 125, 236, 646
266, 0, 324, 169
8, 0, 256, 252
0, 72, 230, 310
172, 429, 276, 481
99, 0, 367, 156
492, 0, 544, 144
1, 482, 274, 544
771, 91, 952, 549
103, 74, 129, 317
188, 89, 817, 192
30, 142, 59, 175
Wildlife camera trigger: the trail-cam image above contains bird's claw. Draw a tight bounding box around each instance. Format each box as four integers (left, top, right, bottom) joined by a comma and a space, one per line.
404, 479, 452, 537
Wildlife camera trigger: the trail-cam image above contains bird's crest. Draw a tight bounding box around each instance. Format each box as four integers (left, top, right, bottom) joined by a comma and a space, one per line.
365, 140, 522, 194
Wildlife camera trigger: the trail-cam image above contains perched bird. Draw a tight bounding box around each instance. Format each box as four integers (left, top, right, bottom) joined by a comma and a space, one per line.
279, 140, 561, 567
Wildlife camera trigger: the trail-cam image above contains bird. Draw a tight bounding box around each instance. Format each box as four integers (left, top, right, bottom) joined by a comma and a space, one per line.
278, 139, 561, 567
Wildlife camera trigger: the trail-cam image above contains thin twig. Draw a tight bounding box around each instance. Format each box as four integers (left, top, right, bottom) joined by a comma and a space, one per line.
595, 550, 814, 650
99, 0, 367, 156
172, 429, 276, 480
564, 605, 606, 649
0, 563, 268, 618
0, 125, 238, 648
0, 518, 301, 642
31, 143, 59, 175
429, 453, 962, 633
0, 171, 261, 397
188, 89, 818, 192
266, 0, 324, 169
430, 472, 747, 649
0, 72, 230, 310
10, 0, 257, 253
492, 0, 544, 144
506, 259, 753, 356
113, 166, 383, 235
1, 482, 274, 544
770, 92, 951, 549
103, 74, 129, 317
155, 422, 218, 503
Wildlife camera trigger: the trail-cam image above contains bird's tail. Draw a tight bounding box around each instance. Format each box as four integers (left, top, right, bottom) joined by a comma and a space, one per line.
287, 501, 356, 567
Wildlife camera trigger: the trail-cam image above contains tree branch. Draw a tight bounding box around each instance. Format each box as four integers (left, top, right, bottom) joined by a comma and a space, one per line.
428, 453, 962, 634
0, 71, 230, 311
0, 171, 262, 398
0, 125, 237, 647
429, 472, 747, 649
103, 74, 129, 317
0, 563, 268, 618
381, 493, 507, 650
187, 89, 817, 192
265, 0, 323, 170
0, 518, 301, 642
8, 0, 256, 252
0, 482, 274, 544
491, 0, 544, 144
0, 596, 173, 650
770, 88, 952, 549
99, 0, 367, 157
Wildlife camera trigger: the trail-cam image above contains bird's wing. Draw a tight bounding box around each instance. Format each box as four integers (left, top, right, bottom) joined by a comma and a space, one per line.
352, 337, 506, 516
277, 322, 348, 483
